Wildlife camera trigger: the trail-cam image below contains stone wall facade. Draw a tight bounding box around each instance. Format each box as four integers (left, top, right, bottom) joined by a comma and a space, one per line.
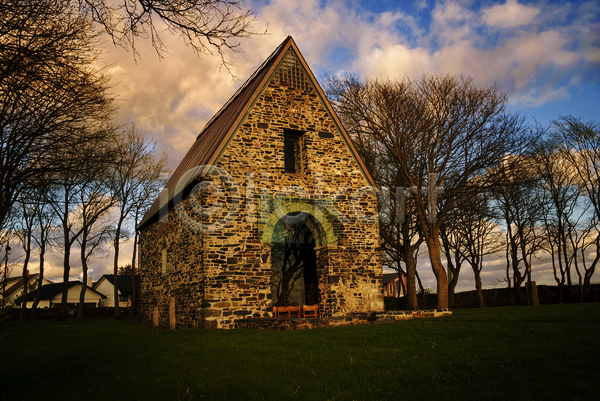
140, 50, 383, 329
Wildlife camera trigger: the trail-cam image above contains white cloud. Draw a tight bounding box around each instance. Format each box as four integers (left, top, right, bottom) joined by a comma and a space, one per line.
94, 0, 598, 167
510, 84, 570, 107
99, 19, 281, 167
430, 1, 477, 45
341, 1, 591, 111
482, 0, 540, 28
354, 43, 433, 79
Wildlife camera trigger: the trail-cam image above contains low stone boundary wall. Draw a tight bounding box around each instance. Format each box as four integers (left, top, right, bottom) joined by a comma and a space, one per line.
377, 309, 452, 321
235, 309, 451, 330
385, 284, 600, 310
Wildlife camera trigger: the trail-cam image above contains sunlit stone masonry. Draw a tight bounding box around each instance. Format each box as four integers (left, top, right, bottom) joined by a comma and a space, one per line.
138, 36, 384, 329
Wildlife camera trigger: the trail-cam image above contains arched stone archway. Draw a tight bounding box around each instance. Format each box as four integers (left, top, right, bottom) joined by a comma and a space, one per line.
259, 201, 338, 247
256, 200, 381, 318
270, 212, 319, 307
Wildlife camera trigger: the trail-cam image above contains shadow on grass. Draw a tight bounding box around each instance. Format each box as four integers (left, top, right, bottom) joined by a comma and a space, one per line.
1, 304, 599, 400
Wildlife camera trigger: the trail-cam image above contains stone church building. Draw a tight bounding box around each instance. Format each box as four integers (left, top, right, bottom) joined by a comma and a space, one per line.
138, 36, 384, 329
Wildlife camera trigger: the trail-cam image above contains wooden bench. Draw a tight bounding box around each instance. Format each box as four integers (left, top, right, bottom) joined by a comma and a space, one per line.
273, 306, 289, 318
273, 304, 319, 318
288, 306, 301, 318
302, 304, 319, 318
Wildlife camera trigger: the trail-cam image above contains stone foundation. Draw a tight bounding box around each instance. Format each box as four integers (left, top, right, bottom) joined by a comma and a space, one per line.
235, 309, 452, 330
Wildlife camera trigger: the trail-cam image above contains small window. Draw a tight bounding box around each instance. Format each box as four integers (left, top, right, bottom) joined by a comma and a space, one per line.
284, 129, 304, 173
161, 248, 167, 275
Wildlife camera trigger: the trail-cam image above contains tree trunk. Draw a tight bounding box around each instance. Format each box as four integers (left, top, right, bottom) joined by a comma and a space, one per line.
527, 270, 533, 306
567, 266, 574, 302
78, 265, 88, 319
19, 241, 31, 321
505, 231, 511, 288
18, 287, 28, 320
558, 221, 569, 303
129, 229, 138, 317
59, 190, 71, 321
416, 270, 425, 310
581, 242, 599, 302
397, 271, 406, 310
440, 225, 459, 310
60, 247, 70, 321
78, 229, 88, 319
514, 283, 522, 305
403, 239, 419, 310
557, 282, 564, 304
447, 263, 460, 310
473, 268, 485, 307
113, 218, 123, 319
30, 243, 44, 320
426, 225, 449, 309
510, 231, 524, 305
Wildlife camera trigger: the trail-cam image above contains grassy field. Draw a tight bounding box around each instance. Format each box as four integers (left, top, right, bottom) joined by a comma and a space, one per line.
1, 304, 598, 401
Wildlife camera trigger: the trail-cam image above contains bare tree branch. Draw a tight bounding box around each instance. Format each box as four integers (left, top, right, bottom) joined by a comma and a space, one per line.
78, 0, 261, 64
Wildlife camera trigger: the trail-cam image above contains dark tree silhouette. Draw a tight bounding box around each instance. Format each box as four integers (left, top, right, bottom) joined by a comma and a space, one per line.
0, 0, 114, 238
78, 0, 259, 64
326, 73, 529, 308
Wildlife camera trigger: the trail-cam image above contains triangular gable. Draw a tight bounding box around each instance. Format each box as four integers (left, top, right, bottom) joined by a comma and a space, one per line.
139, 36, 375, 230
3, 273, 40, 298
94, 274, 138, 294
273, 47, 314, 92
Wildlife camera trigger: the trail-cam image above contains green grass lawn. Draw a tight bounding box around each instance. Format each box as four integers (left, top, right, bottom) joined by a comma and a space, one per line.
1, 304, 599, 401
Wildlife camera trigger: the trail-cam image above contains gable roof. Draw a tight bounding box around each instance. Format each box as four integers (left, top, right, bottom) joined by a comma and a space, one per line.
2, 275, 25, 292
3, 273, 40, 298
139, 36, 375, 231
24, 281, 106, 302
93, 274, 138, 295
383, 273, 403, 285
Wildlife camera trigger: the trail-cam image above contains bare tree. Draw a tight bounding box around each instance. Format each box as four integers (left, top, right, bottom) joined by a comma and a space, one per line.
77, 0, 259, 64
46, 125, 115, 321
379, 211, 422, 311
1, 221, 13, 307
326, 73, 529, 308
126, 134, 167, 317
439, 208, 467, 309
0, 0, 114, 238
554, 117, 600, 301
29, 189, 55, 320
326, 76, 424, 310
13, 195, 37, 320
535, 137, 586, 302
491, 157, 547, 305
1, 229, 19, 308
109, 126, 168, 319
76, 168, 116, 319
360, 139, 422, 310
457, 193, 504, 307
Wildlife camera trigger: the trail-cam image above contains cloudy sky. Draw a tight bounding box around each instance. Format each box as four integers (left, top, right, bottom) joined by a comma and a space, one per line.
106, 0, 599, 166
10, 0, 599, 292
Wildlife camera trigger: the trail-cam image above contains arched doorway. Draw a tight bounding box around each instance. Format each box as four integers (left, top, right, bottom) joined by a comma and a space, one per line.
270, 212, 319, 307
